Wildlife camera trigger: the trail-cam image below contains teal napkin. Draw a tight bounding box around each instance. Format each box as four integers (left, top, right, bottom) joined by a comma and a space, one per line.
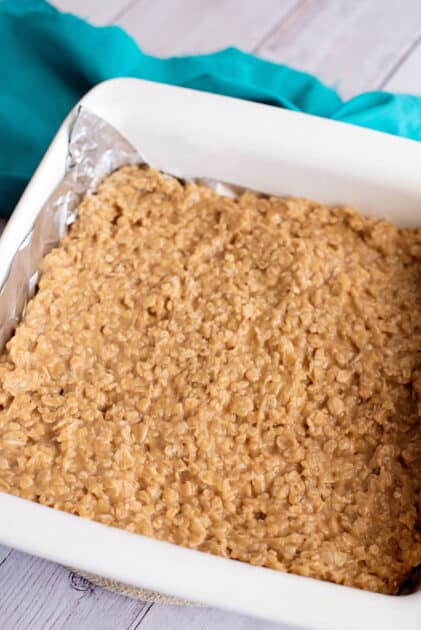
1, 0, 421, 218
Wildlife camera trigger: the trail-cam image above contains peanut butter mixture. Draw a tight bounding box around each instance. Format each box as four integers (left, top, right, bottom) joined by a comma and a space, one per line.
0, 165, 420, 594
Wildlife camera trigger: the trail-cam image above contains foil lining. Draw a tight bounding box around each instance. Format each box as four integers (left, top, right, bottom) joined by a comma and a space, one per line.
0, 107, 245, 349
0, 108, 139, 349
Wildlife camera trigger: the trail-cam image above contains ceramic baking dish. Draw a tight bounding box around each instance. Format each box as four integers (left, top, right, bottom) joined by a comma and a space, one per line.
0, 78, 420, 630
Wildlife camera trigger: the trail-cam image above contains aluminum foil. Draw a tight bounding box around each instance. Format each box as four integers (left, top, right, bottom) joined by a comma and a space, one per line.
0, 107, 140, 349
0, 106, 246, 349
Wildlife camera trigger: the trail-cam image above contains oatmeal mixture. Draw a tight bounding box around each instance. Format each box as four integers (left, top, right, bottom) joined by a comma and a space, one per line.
0, 165, 420, 594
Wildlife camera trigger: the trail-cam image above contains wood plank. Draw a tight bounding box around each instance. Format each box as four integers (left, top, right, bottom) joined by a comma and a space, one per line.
0, 550, 148, 630
0, 545, 11, 565
140, 602, 287, 630
50, 0, 136, 25
257, 0, 421, 99
382, 37, 421, 95
115, 0, 299, 56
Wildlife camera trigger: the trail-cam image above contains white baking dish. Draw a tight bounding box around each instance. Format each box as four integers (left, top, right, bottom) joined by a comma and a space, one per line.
0, 78, 420, 630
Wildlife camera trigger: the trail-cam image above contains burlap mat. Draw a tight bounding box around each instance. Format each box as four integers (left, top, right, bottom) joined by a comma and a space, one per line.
71, 568, 202, 606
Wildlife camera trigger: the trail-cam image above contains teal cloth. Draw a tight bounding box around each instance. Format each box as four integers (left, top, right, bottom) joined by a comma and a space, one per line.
1, 0, 421, 218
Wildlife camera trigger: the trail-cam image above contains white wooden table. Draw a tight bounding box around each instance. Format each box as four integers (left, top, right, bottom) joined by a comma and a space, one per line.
1, 1, 421, 628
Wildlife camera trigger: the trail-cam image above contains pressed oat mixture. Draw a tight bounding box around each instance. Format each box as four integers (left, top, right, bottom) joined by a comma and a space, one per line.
0, 165, 420, 594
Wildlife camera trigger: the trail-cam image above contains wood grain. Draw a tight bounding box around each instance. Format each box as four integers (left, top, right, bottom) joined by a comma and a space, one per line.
50, 0, 136, 25
0, 545, 12, 566
256, 0, 421, 98
382, 36, 421, 94
0, 546, 288, 630
0, 549, 148, 630
115, 0, 299, 56
140, 601, 284, 630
